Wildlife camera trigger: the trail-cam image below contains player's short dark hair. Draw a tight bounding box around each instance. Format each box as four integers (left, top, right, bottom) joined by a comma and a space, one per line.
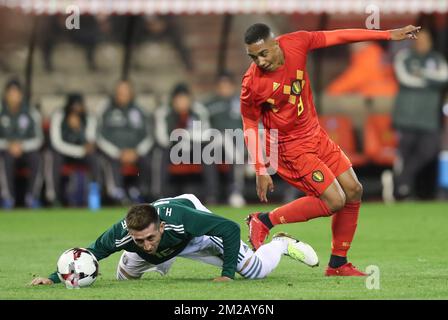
216, 70, 235, 83
244, 23, 273, 45
4, 77, 22, 93
64, 93, 84, 111
126, 204, 160, 231
171, 82, 191, 98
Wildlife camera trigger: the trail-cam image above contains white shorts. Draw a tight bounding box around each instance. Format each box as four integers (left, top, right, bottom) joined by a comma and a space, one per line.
117, 194, 261, 279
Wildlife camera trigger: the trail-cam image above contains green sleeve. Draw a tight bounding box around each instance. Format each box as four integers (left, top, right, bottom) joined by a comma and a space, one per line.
180, 207, 241, 279
48, 271, 60, 283
47, 219, 127, 283
85, 220, 126, 260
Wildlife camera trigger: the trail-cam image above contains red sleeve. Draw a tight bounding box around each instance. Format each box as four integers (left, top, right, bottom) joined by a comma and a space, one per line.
318, 29, 391, 49
285, 29, 391, 52
282, 31, 326, 51
240, 73, 265, 175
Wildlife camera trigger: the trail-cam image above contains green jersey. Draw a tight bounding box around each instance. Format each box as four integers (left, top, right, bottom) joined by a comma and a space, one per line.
49, 197, 241, 282
393, 48, 448, 132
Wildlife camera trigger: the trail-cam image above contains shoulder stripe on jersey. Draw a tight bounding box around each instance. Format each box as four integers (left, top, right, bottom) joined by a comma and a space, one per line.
164, 225, 184, 230
164, 224, 185, 234
164, 227, 184, 232
153, 200, 170, 206
164, 228, 185, 234
116, 238, 133, 247
164, 224, 184, 230
115, 234, 131, 244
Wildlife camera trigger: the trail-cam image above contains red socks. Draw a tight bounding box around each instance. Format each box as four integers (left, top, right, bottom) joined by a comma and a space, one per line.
268, 196, 332, 225
268, 197, 361, 258
331, 201, 361, 257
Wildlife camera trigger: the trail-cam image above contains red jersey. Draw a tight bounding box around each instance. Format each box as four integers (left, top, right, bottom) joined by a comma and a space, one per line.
241, 29, 391, 173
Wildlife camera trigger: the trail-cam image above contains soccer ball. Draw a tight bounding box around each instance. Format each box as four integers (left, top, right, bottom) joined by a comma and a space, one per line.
57, 248, 99, 288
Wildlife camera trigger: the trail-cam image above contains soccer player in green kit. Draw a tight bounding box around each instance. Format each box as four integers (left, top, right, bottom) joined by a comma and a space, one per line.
31, 194, 319, 285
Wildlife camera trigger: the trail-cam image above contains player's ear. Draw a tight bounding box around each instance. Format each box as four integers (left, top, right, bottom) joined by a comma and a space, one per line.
269, 39, 279, 51
159, 221, 165, 233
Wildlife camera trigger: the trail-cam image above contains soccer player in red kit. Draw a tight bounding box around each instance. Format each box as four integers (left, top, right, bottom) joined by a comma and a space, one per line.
241, 23, 420, 276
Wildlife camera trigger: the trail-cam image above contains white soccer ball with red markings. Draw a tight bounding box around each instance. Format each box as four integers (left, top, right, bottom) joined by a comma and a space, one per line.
57, 248, 99, 288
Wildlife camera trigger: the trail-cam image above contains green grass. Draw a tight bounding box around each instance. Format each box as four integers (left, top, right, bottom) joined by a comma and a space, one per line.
1, 202, 447, 299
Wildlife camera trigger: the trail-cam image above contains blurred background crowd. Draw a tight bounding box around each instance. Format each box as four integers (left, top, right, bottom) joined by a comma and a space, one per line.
1, 0, 448, 209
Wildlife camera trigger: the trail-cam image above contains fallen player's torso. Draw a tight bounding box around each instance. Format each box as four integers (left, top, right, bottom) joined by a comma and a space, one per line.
116, 198, 197, 264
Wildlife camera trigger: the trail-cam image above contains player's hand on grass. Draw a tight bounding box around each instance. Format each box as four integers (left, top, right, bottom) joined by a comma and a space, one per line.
30, 277, 54, 286
390, 25, 421, 40
256, 174, 274, 203
213, 276, 233, 282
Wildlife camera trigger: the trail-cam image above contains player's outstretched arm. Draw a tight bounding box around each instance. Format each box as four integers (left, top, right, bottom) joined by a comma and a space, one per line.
390, 25, 421, 40
316, 25, 420, 48
30, 277, 54, 286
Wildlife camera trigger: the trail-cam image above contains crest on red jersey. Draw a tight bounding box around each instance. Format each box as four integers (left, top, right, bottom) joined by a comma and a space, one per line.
312, 170, 324, 183
291, 80, 302, 95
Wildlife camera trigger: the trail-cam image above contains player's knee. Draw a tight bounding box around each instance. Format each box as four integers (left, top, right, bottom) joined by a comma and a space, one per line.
325, 193, 346, 213
116, 266, 130, 280
243, 269, 268, 280
116, 266, 140, 281
239, 256, 267, 279
345, 181, 363, 201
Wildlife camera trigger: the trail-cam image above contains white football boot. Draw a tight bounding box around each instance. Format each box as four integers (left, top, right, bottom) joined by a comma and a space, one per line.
273, 232, 319, 267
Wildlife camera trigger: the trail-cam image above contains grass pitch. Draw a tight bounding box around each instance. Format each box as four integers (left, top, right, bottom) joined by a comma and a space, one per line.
0, 202, 447, 300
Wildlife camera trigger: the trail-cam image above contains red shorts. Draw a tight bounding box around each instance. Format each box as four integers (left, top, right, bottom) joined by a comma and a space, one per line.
275, 128, 352, 197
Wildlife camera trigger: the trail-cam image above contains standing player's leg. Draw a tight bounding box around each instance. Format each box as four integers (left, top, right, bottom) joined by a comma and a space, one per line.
325, 167, 366, 276
319, 133, 365, 276
247, 156, 345, 250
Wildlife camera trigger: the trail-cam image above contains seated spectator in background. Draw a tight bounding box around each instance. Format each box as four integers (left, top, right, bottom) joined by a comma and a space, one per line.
47, 93, 99, 206
392, 29, 448, 200
326, 42, 398, 97
154, 83, 218, 202
0, 78, 43, 209
204, 71, 246, 207
97, 80, 153, 204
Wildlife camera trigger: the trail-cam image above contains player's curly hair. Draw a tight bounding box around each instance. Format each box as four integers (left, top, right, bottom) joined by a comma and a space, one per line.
244, 23, 273, 44
126, 204, 160, 231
